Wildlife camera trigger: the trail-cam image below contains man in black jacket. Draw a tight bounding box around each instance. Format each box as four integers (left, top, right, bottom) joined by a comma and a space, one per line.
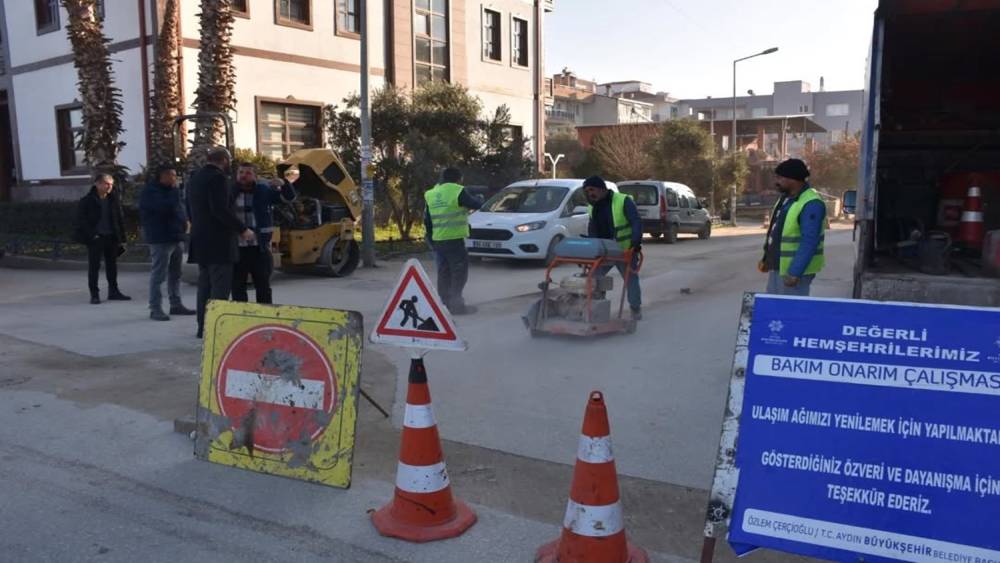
139, 165, 195, 321
74, 173, 131, 304
187, 147, 255, 338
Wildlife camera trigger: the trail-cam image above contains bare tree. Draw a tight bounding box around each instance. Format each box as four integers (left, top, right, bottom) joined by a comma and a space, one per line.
591, 125, 656, 181
148, 0, 182, 170
191, 0, 236, 163
62, 0, 125, 172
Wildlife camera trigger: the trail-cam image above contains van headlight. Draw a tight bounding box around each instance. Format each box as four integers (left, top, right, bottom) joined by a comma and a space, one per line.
515, 221, 547, 233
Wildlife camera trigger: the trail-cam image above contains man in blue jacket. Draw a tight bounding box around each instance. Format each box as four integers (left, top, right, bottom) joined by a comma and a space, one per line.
139, 165, 195, 321
760, 159, 827, 296
231, 162, 296, 304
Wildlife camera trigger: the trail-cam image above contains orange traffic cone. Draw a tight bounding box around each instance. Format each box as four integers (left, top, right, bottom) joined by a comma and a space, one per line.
958, 185, 985, 250
536, 391, 649, 563
371, 358, 476, 542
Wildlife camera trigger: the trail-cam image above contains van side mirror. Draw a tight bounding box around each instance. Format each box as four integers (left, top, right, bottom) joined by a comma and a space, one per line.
573, 206, 589, 216
843, 190, 858, 215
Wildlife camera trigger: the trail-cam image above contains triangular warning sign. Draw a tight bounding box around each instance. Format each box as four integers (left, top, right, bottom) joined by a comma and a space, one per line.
370, 259, 467, 351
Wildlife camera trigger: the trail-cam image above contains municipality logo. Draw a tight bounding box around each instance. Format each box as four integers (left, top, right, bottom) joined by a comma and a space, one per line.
988, 337, 1000, 364
761, 320, 787, 345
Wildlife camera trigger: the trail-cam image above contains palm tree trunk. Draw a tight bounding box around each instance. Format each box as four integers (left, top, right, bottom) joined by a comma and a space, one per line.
148, 0, 182, 172
191, 0, 236, 166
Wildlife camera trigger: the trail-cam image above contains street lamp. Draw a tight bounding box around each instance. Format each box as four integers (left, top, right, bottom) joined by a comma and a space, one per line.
730, 47, 778, 226
545, 152, 565, 179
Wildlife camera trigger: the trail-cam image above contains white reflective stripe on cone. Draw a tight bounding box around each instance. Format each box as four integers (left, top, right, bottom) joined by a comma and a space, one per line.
961, 211, 984, 222
577, 435, 614, 464
404, 403, 436, 429
968, 186, 983, 197
396, 461, 450, 494
563, 499, 624, 537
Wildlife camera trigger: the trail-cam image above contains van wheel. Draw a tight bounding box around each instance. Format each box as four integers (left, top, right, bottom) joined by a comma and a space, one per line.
544, 235, 564, 266
698, 222, 712, 240
665, 223, 679, 244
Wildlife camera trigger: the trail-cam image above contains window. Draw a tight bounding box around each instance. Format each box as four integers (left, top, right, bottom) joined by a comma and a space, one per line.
482, 9, 501, 61
56, 105, 86, 175
415, 0, 448, 85
94, 0, 105, 20
679, 195, 690, 209
798, 104, 810, 113
751, 107, 768, 118
826, 103, 849, 117
35, 0, 59, 34
257, 101, 322, 160
500, 125, 522, 147
337, 0, 360, 35
665, 190, 679, 208
232, 0, 249, 17
687, 196, 700, 209
276, 0, 311, 28
512, 17, 528, 67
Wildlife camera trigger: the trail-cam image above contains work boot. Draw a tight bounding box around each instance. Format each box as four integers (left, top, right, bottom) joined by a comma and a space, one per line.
150, 310, 170, 321
107, 288, 132, 301
196, 327, 204, 339
169, 304, 196, 316
631, 307, 643, 321
90, 294, 101, 305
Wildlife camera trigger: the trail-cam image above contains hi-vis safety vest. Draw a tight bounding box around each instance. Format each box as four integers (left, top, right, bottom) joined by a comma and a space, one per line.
590, 191, 634, 250
425, 182, 470, 242
776, 187, 826, 276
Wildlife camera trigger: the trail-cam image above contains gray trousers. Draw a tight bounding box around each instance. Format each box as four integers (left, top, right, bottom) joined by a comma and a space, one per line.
197, 263, 233, 333
149, 242, 184, 313
766, 270, 815, 296
432, 239, 469, 311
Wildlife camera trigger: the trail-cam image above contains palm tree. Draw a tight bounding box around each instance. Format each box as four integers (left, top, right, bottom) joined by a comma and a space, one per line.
62, 0, 125, 173
191, 0, 236, 164
148, 0, 182, 171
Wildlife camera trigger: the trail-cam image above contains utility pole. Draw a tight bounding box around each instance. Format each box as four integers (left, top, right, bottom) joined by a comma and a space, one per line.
360, 0, 375, 267
730, 47, 778, 227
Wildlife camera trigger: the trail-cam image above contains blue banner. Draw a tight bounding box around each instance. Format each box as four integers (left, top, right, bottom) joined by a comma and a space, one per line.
729, 295, 1000, 562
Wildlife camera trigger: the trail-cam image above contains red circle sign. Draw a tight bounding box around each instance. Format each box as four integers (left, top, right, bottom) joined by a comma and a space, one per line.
216, 325, 337, 453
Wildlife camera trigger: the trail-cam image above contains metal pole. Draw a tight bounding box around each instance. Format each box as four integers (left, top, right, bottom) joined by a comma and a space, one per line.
730, 60, 738, 227
360, 0, 375, 267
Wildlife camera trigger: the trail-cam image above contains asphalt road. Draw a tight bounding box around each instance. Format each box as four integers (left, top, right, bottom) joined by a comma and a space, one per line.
0, 225, 853, 562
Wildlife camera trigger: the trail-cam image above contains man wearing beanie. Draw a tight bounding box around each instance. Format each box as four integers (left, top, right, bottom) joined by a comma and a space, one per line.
760, 158, 827, 295
584, 175, 644, 320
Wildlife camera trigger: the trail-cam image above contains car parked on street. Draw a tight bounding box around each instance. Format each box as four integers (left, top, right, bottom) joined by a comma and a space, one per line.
618, 181, 711, 243
466, 179, 618, 264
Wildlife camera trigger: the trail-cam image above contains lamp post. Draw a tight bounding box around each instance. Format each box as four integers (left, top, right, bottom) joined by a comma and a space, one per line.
730, 47, 778, 227
545, 152, 565, 179
360, 0, 375, 267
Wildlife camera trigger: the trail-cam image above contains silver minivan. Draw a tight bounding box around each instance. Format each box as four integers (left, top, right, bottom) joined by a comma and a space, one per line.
618, 181, 712, 243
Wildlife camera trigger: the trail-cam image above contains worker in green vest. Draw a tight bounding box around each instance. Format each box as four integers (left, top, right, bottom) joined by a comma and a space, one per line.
759, 159, 827, 296
424, 167, 483, 315
584, 175, 644, 320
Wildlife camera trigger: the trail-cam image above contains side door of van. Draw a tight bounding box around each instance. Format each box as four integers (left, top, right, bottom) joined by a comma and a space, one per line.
663, 188, 683, 232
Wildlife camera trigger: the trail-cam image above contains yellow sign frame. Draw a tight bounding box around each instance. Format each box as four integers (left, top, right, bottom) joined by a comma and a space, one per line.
194, 301, 363, 488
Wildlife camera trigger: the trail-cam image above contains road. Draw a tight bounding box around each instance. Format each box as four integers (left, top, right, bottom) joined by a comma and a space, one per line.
0, 225, 853, 562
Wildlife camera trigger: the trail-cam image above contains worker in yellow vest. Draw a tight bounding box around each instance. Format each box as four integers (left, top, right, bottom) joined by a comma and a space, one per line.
759, 159, 827, 295
423, 168, 483, 315
584, 176, 644, 320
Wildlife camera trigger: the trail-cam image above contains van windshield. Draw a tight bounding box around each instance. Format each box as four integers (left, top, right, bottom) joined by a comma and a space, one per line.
620, 184, 659, 205
481, 186, 569, 213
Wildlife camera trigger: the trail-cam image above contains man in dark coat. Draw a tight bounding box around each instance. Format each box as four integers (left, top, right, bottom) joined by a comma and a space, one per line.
187, 147, 255, 338
74, 173, 131, 304
139, 164, 195, 321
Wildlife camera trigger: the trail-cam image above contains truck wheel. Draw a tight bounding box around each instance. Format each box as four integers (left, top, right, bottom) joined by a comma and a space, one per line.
665, 223, 679, 244
698, 222, 712, 240
320, 238, 360, 277
544, 235, 564, 266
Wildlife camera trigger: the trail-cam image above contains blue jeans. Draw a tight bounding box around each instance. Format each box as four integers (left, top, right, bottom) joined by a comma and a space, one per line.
149, 242, 184, 312
766, 270, 815, 296
598, 254, 642, 311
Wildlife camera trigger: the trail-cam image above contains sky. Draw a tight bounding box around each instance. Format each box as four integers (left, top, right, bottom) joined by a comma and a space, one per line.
545, 0, 879, 99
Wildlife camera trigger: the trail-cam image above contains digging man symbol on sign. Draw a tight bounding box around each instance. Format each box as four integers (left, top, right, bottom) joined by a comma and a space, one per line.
399, 295, 440, 332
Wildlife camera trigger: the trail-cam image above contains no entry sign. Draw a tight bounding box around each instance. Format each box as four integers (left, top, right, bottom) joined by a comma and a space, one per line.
195, 301, 362, 488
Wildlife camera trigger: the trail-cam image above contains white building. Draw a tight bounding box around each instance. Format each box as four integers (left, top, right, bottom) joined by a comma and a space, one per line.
0, 0, 552, 201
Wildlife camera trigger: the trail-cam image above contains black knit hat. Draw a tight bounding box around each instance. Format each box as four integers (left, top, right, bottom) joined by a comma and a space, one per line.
582, 175, 608, 190
775, 159, 810, 182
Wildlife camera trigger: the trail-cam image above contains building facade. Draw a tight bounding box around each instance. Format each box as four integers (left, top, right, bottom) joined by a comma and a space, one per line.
1, 0, 552, 201
544, 69, 653, 140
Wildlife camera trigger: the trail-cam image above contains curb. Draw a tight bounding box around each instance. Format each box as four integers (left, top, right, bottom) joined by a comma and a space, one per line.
0, 254, 152, 272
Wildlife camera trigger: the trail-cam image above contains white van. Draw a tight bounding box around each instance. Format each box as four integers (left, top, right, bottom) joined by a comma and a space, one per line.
617, 181, 711, 243
466, 179, 618, 263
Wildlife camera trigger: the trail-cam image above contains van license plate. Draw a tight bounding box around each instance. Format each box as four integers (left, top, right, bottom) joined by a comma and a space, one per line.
472, 241, 502, 249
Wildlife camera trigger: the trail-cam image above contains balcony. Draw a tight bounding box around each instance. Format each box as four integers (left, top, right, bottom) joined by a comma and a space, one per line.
545, 109, 576, 122
544, 0, 555, 12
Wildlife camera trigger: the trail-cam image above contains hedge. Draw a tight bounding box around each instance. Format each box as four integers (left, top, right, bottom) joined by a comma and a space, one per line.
0, 201, 141, 242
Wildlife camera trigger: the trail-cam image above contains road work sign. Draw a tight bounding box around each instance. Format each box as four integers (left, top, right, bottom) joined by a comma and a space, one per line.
370, 258, 466, 351
195, 301, 362, 488
708, 294, 1000, 562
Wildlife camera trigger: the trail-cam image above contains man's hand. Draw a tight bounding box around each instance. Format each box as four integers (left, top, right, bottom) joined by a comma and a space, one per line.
240, 228, 256, 243
783, 275, 800, 288
757, 260, 768, 273
269, 178, 284, 190
186, 221, 192, 234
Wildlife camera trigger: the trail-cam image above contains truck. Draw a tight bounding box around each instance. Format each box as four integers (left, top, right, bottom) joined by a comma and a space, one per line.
845, 0, 1000, 306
